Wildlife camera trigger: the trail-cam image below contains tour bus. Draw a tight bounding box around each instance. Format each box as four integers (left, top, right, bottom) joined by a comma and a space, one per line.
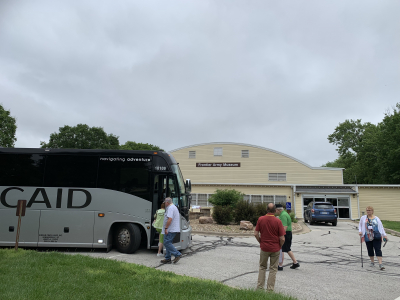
0, 148, 192, 253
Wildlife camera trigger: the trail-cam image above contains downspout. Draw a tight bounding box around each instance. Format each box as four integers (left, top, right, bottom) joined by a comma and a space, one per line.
356, 185, 360, 220
292, 185, 296, 218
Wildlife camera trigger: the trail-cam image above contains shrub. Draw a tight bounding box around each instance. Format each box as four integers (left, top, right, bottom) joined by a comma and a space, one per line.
208, 189, 244, 208
212, 205, 233, 225
234, 200, 257, 225
254, 202, 268, 218
289, 211, 298, 223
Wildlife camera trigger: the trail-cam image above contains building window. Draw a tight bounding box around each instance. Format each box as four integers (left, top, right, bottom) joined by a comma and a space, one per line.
241, 150, 249, 158
189, 151, 196, 159
275, 195, 287, 206
268, 173, 287, 181
214, 147, 223, 156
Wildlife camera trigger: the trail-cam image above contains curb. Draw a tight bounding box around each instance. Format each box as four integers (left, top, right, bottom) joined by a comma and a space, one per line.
191, 222, 304, 237
385, 228, 400, 237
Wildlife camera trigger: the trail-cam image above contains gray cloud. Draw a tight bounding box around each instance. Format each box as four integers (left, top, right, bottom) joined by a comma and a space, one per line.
1, 0, 399, 166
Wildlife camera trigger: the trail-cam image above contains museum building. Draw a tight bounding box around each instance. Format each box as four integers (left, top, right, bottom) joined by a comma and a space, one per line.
170, 142, 400, 222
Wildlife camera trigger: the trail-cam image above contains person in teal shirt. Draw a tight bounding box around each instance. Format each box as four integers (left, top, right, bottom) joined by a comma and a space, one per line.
276, 204, 300, 270
153, 203, 165, 257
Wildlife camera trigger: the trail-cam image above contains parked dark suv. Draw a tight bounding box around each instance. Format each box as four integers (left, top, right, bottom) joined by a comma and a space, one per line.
304, 202, 337, 226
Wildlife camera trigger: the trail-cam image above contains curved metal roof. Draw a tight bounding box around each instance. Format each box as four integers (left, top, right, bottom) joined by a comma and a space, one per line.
169, 142, 343, 171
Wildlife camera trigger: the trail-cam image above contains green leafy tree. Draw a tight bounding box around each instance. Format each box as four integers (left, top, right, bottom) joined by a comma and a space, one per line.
0, 104, 17, 147
208, 189, 244, 208
40, 124, 119, 149
120, 141, 164, 151
375, 103, 400, 183
325, 103, 400, 184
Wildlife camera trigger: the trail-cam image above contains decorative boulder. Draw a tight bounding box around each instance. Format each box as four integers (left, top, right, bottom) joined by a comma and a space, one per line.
199, 216, 214, 224
240, 221, 254, 230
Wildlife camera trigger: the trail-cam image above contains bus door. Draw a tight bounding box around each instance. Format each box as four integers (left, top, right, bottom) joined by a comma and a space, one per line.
151, 175, 183, 249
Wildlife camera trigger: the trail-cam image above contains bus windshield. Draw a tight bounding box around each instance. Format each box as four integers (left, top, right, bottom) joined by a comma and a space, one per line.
171, 164, 185, 194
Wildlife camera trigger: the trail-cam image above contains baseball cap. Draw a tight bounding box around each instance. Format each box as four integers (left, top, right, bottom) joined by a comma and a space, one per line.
275, 204, 283, 208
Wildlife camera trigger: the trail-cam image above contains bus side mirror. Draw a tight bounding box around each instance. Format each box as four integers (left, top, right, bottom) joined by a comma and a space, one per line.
185, 179, 192, 193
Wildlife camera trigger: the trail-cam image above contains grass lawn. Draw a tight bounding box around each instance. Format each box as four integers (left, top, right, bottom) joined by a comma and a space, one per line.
381, 220, 400, 232
0, 249, 296, 300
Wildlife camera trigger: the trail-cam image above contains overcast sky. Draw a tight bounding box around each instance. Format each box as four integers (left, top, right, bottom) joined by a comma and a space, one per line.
1, 0, 399, 167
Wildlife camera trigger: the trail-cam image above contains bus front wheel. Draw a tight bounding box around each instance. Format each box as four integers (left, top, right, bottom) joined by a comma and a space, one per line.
114, 223, 141, 254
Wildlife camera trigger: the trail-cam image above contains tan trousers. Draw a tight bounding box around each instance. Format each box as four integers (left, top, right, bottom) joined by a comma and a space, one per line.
257, 249, 280, 291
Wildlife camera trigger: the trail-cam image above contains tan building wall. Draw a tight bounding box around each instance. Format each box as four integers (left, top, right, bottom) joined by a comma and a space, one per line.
192, 185, 292, 197
171, 143, 343, 185
358, 187, 400, 222
294, 194, 303, 219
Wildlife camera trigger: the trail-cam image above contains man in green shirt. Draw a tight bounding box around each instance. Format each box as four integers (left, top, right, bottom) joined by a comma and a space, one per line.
276, 204, 300, 270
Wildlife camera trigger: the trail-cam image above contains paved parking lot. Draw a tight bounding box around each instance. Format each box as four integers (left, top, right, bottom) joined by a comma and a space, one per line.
73, 222, 400, 300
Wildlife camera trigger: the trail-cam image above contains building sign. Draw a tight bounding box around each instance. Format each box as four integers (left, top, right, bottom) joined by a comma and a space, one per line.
196, 162, 241, 167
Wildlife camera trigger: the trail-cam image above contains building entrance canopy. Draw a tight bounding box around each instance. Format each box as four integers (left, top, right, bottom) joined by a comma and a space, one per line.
295, 186, 357, 194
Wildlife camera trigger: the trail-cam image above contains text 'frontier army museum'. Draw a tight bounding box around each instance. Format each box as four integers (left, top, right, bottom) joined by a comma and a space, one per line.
170, 142, 400, 222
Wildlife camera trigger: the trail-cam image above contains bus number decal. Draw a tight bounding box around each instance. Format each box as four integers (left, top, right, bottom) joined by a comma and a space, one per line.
155, 166, 167, 171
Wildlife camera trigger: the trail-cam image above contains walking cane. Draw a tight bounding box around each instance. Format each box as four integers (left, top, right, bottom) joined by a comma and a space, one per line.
360, 236, 363, 268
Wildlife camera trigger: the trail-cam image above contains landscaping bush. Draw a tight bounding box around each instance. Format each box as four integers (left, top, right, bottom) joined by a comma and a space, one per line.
212, 205, 233, 225
254, 202, 268, 218
208, 189, 244, 208
289, 211, 298, 223
234, 200, 257, 225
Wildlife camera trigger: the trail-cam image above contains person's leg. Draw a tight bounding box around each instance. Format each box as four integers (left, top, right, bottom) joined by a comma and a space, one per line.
158, 233, 164, 254
266, 251, 280, 292
163, 232, 173, 260
165, 232, 181, 259
279, 250, 284, 267
365, 241, 375, 263
288, 251, 298, 264
156, 229, 163, 254
257, 250, 269, 290
373, 239, 383, 265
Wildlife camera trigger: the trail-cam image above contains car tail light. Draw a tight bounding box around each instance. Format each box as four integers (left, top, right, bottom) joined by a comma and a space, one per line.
334, 209, 337, 214
311, 209, 314, 213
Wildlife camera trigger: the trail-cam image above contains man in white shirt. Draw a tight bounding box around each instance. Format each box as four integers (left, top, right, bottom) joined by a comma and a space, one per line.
160, 197, 182, 264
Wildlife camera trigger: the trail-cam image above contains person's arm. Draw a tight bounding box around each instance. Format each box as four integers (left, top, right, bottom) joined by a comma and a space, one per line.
280, 214, 288, 232
279, 235, 285, 247
254, 230, 261, 244
164, 217, 172, 234
376, 217, 388, 240
358, 216, 364, 236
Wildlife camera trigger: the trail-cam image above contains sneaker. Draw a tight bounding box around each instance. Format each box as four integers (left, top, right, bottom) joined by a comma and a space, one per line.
379, 264, 385, 270
369, 262, 375, 267
278, 266, 283, 271
160, 258, 171, 264
290, 263, 300, 269
157, 253, 164, 257
173, 255, 181, 264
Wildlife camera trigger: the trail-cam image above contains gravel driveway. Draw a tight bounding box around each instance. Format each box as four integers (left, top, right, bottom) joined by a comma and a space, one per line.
72, 221, 400, 300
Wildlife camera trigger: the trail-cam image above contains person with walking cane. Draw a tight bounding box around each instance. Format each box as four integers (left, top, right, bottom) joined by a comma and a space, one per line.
358, 206, 388, 270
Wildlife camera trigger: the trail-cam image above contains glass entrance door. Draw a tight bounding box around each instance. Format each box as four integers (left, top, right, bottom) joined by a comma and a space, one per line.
302, 196, 351, 219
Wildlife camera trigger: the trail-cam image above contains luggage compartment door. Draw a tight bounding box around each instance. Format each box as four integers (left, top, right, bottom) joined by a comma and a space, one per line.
38, 210, 95, 247
0, 209, 40, 247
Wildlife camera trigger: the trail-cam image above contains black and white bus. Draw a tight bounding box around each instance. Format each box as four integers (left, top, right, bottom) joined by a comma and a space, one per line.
0, 148, 192, 253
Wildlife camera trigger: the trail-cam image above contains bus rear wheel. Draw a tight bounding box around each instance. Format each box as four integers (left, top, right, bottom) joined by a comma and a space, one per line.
114, 223, 141, 254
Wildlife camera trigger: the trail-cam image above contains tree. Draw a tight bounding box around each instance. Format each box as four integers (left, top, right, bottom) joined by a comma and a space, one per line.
375, 103, 400, 183
208, 189, 244, 208
120, 141, 164, 151
40, 124, 119, 149
0, 104, 17, 147
325, 103, 400, 184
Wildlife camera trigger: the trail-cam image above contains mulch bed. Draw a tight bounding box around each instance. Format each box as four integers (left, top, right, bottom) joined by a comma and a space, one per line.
190, 218, 302, 234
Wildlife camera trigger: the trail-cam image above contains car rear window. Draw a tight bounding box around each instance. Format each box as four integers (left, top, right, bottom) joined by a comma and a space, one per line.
314, 204, 334, 209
